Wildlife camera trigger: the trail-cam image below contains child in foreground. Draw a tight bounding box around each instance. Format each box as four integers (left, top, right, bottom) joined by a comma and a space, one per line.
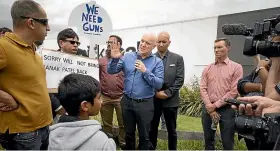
48, 73, 116, 150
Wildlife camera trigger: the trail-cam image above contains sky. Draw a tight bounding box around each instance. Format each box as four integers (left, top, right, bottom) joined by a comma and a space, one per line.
0, 0, 280, 32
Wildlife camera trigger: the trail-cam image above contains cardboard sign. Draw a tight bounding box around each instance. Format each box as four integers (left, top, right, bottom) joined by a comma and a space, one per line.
68, 1, 113, 44
41, 49, 99, 89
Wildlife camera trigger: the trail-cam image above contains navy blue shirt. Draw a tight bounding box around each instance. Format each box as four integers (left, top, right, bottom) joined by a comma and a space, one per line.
107, 52, 164, 99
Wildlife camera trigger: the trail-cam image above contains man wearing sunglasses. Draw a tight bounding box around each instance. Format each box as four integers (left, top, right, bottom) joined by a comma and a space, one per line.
57, 28, 88, 57
0, 0, 52, 150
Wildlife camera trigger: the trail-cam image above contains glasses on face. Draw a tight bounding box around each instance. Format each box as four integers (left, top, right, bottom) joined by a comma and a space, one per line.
106, 41, 117, 45
20, 16, 48, 26
65, 40, 81, 46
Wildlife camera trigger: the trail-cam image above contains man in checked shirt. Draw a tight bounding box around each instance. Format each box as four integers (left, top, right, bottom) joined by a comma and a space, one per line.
199, 37, 243, 150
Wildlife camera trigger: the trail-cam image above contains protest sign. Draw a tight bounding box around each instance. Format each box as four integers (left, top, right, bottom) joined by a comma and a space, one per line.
41, 49, 99, 89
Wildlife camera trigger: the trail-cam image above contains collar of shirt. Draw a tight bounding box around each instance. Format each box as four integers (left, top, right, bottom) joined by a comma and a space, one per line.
215, 57, 230, 65
136, 51, 154, 59
5, 32, 36, 50
155, 50, 169, 59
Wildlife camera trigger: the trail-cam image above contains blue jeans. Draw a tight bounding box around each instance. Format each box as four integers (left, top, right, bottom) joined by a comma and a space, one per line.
0, 126, 50, 150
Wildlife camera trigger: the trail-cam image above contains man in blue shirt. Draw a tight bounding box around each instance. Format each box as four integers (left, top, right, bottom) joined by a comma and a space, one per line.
107, 33, 164, 150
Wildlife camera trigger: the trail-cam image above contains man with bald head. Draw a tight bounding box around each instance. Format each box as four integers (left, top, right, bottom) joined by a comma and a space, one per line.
0, 0, 52, 150
108, 33, 164, 150
149, 31, 185, 150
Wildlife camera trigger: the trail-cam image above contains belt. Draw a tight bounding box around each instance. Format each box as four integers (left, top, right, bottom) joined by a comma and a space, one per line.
124, 95, 149, 103
101, 92, 122, 99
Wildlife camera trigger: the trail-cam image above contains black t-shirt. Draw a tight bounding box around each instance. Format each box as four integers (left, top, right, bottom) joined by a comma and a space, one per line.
57, 49, 89, 57
76, 49, 89, 57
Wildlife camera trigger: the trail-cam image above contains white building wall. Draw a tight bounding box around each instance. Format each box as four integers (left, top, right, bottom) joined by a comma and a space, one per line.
110, 17, 218, 84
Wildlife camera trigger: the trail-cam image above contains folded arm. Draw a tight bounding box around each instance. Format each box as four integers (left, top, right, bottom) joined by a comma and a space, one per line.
0, 45, 18, 111
237, 70, 260, 96
0, 90, 18, 112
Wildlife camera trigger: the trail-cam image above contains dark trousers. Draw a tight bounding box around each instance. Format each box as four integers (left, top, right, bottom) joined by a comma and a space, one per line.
201, 105, 235, 150
121, 95, 154, 150
149, 99, 178, 150
0, 126, 50, 150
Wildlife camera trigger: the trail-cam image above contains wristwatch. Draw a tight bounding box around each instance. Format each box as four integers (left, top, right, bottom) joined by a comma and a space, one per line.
255, 66, 265, 74
275, 83, 280, 95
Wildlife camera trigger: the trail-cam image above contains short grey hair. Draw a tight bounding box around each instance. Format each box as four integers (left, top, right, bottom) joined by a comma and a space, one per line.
215, 37, 231, 47
11, 0, 41, 26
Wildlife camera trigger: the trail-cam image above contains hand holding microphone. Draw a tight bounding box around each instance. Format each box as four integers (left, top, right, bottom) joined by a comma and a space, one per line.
135, 59, 146, 73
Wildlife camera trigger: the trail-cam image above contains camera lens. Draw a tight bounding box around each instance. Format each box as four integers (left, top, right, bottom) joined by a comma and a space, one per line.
235, 115, 267, 135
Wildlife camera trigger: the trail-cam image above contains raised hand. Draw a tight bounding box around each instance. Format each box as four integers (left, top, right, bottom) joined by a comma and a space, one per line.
110, 42, 124, 58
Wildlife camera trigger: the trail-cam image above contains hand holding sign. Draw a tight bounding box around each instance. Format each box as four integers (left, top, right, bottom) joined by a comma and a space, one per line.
110, 42, 124, 58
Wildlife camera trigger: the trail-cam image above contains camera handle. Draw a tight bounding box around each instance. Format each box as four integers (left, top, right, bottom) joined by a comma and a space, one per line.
224, 99, 258, 110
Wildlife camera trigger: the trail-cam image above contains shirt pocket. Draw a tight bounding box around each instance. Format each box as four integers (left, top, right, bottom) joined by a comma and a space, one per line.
166, 62, 177, 73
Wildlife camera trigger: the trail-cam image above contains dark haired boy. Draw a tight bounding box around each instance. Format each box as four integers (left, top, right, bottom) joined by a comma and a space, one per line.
48, 73, 116, 150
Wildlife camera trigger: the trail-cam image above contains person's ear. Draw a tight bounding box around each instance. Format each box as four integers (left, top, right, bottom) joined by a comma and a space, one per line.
27, 19, 35, 30
80, 101, 89, 112
226, 46, 231, 52
59, 40, 64, 48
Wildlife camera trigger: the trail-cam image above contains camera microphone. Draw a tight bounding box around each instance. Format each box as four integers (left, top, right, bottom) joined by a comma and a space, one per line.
222, 24, 251, 36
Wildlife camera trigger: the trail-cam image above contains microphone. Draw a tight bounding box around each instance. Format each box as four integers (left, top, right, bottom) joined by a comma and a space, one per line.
222, 24, 251, 36
134, 55, 142, 72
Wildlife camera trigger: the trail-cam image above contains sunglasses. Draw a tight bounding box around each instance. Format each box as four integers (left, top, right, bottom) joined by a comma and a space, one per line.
20, 16, 48, 26
65, 40, 81, 46
106, 41, 117, 44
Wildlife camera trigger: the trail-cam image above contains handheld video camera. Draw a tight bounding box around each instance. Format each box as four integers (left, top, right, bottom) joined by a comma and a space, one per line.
235, 113, 280, 144
225, 99, 280, 145
222, 13, 280, 57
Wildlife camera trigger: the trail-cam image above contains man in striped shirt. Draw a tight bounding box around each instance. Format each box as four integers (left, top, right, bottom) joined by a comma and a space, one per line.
200, 37, 243, 150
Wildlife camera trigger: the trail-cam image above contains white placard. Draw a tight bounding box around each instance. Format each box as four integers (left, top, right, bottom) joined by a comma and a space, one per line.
68, 1, 113, 44
41, 49, 99, 89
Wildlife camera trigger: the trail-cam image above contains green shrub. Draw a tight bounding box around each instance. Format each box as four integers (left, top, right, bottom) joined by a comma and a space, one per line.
179, 76, 203, 117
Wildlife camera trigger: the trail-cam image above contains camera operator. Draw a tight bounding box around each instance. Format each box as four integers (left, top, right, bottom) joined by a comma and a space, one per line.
238, 55, 270, 97
234, 38, 280, 150
237, 55, 270, 150
223, 14, 280, 150
262, 36, 280, 100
